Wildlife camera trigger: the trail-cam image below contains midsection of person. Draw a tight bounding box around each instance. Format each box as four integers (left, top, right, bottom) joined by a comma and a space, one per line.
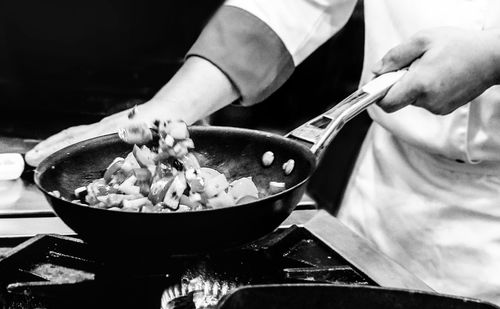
337, 1, 500, 304
338, 123, 500, 304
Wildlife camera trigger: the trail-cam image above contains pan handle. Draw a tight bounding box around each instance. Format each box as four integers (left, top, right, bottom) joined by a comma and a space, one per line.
285, 70, 407, 158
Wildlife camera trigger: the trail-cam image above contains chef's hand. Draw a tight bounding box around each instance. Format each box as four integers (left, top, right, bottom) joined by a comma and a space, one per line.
25, 57, 239, 167
373, 27, 500, 114
24, 104, 162, 167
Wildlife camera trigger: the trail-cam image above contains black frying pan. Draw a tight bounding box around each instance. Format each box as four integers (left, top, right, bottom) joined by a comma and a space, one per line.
34, 71, 406, 256
217, 284, 500, 309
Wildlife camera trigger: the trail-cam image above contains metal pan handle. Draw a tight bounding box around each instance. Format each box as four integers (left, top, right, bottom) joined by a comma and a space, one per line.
286, 70, 407, 158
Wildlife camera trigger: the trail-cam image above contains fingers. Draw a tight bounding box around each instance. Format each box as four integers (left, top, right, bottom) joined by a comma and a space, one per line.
372, 34, 428, 75
118, 122, 153, 144
24, 124, 105, 167
376, 65, 424, 113
24, 107, 153, 167
375, 27, 499, 115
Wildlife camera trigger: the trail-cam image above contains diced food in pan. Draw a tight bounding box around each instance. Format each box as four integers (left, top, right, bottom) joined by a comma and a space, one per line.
73, 120, 292, 212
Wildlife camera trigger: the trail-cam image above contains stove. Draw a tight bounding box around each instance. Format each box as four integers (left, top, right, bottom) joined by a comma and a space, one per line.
0, 135, 438, 309
0, 227, 371, 309
0, 137, 435, 308
0, 209, 434, 309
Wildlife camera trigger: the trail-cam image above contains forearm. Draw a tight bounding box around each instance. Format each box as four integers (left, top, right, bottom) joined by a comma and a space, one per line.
185, 1, 357, 106
142, 56, 239, 125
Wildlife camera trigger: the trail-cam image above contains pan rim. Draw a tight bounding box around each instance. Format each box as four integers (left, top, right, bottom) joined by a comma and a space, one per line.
34, 125, 317, 216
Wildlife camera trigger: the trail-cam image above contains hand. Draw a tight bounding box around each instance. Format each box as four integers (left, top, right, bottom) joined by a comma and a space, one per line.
373, 27, 500, 114
24, 104, 160, 167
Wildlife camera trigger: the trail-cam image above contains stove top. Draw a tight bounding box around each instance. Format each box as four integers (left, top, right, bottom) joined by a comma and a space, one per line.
0, 226, 374, 309
0, 136, 434, 308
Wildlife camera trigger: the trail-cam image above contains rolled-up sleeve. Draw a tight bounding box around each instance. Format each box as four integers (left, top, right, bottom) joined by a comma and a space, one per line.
186, 0, 357, 105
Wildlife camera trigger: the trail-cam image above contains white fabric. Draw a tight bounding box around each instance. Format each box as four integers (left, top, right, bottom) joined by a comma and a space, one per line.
338, 123, 500, 304
225, 0, 500, 304
225, 0, 357, 66
226, 0, 500, 163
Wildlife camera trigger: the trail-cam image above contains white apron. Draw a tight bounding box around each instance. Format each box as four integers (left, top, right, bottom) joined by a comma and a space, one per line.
338, 123, 500, 304
205, 0, 500, 303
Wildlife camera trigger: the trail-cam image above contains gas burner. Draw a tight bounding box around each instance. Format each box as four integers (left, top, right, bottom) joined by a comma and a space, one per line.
0, 222, 492, 309
161, 277, 236, 309
0, 226, 375, 309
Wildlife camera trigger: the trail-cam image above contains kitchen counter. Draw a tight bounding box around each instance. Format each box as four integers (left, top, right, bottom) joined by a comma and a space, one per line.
0, 136, 72, 239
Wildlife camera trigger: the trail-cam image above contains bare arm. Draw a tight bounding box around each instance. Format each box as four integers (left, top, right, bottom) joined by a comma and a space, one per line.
24, 56, 239, 166
149, 57, 239, 123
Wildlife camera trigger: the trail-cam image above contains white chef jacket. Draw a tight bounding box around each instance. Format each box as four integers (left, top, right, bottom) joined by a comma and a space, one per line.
187, 0, 500, 304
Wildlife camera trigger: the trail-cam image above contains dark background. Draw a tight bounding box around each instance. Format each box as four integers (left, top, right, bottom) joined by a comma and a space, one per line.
0, 0, 370, 213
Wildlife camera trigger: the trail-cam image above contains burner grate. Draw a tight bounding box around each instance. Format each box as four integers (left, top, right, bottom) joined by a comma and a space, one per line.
0, 227, 376, 309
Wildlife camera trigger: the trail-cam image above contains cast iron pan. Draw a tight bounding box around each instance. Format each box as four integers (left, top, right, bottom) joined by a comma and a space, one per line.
34, 71, 406, 256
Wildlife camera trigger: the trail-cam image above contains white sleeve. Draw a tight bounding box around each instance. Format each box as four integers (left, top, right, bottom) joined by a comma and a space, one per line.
226, 0, 358, 65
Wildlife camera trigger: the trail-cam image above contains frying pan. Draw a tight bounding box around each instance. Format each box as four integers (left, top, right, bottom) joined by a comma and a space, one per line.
34, 71, 406, 256
217, 284, 500, 309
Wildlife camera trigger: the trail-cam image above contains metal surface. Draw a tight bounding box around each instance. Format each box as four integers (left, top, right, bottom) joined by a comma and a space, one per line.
0, 137, 55, 217
0, 212, 454, 308
217, 284, 500, 309
0, 178, 54, 217
0, 225, 377, 309
305, 210, 432, 292
287, 70, 406, 157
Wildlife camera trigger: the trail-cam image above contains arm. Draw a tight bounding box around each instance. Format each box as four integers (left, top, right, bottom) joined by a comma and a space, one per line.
25, 57, 237, 166
25, 0, 358, 166
149, 56, 239, 124
373, 27, 500, 115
